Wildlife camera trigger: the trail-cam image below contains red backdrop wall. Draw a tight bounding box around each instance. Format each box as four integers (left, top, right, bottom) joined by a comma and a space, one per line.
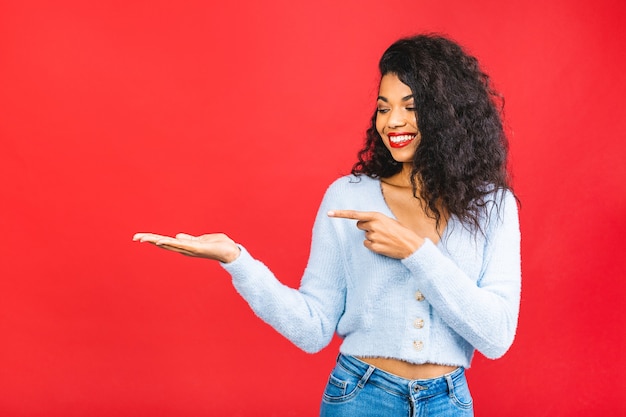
1, 0, 625, 415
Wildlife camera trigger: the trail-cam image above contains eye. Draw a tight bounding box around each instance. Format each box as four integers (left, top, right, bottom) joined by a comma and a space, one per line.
377, 108, 390, 114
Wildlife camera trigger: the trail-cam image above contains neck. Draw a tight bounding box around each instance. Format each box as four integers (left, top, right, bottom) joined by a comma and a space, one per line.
383, 163, 416, 188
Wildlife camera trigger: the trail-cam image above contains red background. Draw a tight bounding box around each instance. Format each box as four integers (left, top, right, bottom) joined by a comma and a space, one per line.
1, 0, 625, 415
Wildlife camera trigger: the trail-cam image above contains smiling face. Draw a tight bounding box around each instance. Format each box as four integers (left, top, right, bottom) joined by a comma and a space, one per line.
376, 73, 421, 164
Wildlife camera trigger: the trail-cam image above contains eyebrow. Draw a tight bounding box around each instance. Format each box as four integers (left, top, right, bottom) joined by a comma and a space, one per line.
377, 95, 414, 102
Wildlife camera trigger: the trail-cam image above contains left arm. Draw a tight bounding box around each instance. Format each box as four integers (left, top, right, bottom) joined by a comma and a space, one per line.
401, 192, 521, 358
328, 192, 521, 359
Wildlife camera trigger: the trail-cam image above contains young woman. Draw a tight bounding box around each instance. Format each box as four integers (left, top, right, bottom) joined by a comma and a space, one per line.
134, 34, 521, 416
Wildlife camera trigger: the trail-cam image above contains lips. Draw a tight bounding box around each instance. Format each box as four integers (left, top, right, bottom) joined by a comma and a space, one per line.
387, 132, 416, 148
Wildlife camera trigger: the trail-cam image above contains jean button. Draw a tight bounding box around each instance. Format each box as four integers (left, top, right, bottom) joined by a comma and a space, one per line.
413, 383, 426, 392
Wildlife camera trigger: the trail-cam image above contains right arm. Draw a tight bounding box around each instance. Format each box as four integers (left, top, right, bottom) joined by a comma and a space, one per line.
133, 190, 347, 353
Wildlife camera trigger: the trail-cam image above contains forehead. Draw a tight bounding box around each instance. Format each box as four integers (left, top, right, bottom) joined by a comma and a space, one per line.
378, 73, 412, 96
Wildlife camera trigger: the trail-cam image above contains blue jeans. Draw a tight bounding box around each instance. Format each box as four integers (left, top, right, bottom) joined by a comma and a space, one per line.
320, 354, 474, 417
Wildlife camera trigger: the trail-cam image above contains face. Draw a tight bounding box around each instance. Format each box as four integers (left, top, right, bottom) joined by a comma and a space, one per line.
376, 73, 420, 164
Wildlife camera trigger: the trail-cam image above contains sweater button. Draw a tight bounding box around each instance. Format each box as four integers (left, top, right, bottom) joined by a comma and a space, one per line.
413, 318, 425, 329
415, 291, 425, 301
413, 340, 424, 351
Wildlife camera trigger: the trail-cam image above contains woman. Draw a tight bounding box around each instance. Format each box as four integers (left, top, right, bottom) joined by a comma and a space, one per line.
134, 34, 521, 416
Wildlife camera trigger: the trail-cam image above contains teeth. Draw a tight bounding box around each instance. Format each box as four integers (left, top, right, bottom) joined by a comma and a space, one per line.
390, 134, 414, 144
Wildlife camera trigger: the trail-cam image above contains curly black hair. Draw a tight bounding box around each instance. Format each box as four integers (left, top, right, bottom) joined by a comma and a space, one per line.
352, 34, 514, 234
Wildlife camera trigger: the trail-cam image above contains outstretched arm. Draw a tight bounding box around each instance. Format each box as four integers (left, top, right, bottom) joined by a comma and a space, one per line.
132, 192, 347, 354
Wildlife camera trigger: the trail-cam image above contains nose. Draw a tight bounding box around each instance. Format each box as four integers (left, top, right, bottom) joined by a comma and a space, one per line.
387, 108, 407, 128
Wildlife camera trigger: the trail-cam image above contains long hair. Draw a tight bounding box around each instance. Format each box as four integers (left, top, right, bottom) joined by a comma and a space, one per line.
352, 34, 513, 233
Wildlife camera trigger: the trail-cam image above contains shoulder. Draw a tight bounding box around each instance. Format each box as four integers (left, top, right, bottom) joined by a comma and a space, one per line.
325, 174, 378, 195
476, 184, 518, 211
485, 187, 518, 214
319, 174, 381, 210
480, 187, 520, 234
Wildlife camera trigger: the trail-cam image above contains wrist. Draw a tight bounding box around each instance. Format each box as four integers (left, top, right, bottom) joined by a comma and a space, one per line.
404, 236, 425, 258
221, 245, 241, 264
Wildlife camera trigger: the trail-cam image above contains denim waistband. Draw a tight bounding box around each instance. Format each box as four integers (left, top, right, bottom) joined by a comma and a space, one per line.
336, 354, 465, 399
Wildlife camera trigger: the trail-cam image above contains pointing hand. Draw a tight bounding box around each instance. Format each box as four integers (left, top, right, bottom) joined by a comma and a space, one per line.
327, 210, 424, 259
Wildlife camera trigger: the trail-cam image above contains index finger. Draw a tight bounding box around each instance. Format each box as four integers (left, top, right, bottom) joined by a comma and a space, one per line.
327, 210, 377, 220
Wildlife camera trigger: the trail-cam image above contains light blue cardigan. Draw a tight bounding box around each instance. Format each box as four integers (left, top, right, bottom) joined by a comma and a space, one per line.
222, 175, 521, 368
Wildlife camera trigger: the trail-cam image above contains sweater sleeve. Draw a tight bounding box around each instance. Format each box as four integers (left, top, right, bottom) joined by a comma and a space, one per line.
220, 187, 347, 354
401, 191, 521, 359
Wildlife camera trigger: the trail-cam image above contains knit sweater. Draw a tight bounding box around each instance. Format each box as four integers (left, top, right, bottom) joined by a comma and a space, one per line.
222, 175, 521, 368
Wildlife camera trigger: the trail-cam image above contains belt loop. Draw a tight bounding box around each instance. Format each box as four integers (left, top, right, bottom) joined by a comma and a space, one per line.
445, 373, 455, 396
358, 365, 375, 389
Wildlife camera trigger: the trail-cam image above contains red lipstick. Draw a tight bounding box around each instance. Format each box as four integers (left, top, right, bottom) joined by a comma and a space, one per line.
387, 132, 416, 148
